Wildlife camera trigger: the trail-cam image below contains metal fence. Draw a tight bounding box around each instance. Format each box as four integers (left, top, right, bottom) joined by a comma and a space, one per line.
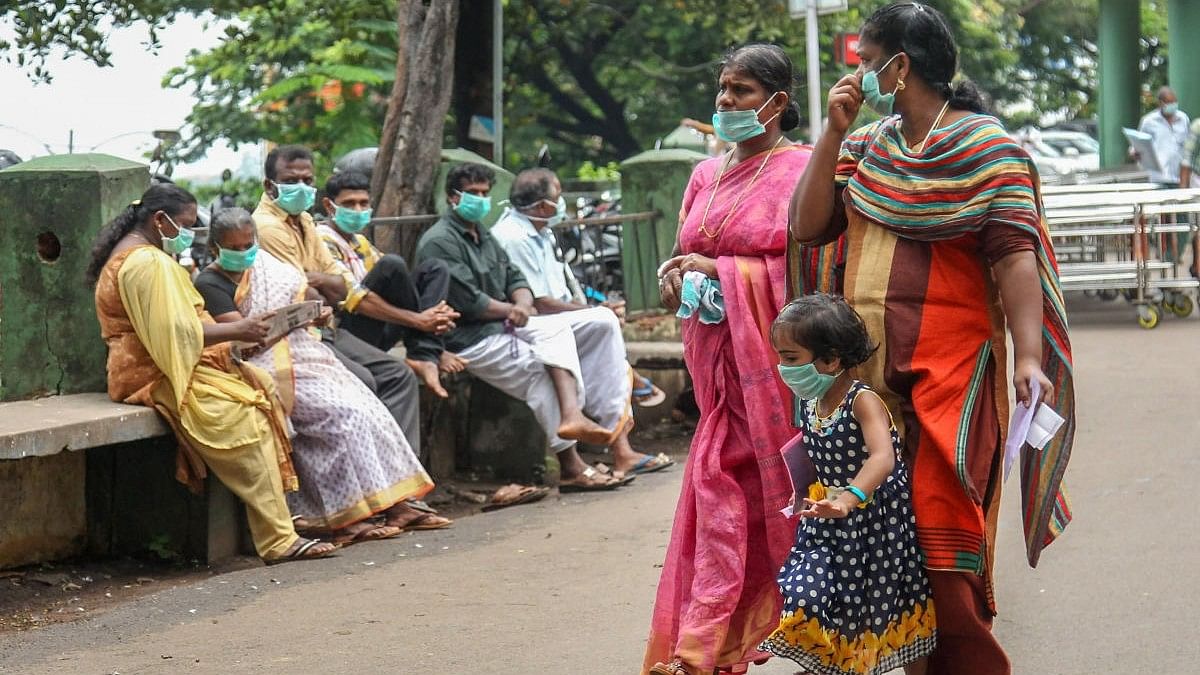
366, 210, 666, 311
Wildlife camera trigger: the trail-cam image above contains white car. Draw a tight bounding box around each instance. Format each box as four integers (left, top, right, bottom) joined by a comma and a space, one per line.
1037, 131, 1101, 173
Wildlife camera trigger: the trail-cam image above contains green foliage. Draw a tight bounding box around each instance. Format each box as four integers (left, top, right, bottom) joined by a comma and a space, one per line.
175, 175, 263, 211
576, 161, 621, 182
162, 0, 394, 165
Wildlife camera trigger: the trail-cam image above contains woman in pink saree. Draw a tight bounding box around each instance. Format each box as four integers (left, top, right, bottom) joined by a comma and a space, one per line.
646, 45, 812, 675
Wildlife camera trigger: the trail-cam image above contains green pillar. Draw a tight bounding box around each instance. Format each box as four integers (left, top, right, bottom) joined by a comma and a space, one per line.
1168, 0, 1200, 121
0, 154, 148, 400
1098, 0, 1142, 168
619, 149, 707, 313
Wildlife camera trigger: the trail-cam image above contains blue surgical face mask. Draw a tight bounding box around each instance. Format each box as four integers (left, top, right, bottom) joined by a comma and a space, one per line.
218, 243, 259, 272
158, 213, 196, 256
861, 53, 902, 116
334, 205, 373, 233
1163, 102, 1180, 117
273, 180, 317, 215
454, 191, 492, 222
777, 362, 841, 401
712, 91, 783, 143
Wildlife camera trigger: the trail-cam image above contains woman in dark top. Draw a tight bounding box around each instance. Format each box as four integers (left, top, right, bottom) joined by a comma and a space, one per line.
196, 209, 451, 546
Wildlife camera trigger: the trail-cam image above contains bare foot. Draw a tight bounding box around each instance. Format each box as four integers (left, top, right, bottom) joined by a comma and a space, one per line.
438, 351, 469, 374
557, 414, 617, 445
406, 358, 448, 398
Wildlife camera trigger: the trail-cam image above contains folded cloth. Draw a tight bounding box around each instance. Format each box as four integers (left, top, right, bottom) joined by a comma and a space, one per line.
676, 271, 725, 324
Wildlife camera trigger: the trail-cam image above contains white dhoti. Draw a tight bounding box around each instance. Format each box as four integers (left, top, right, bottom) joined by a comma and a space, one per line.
458, 307, 632, 453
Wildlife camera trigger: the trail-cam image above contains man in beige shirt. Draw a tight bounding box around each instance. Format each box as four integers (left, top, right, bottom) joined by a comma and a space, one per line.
252, 145, 425, 455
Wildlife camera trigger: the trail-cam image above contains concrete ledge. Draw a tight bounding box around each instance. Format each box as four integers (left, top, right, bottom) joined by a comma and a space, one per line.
626, 340, 684, 369
0, 393, 168, 460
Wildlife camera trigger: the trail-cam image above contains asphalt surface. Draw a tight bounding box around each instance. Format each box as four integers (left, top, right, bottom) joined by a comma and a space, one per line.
1, 297, 1197, 674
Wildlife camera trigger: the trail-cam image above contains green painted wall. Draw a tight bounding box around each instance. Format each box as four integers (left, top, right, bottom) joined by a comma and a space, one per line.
619, 149, 708, 312
435, 147, 514, 228
1098, 0, 1142, 168
0, 154, 149, 400
1168, 0, 1200, 124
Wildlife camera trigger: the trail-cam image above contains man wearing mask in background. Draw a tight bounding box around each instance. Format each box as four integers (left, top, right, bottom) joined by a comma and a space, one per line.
492, 168, 673, 478
1137, 86, 1190, 187
254, 145, 425, 458
415, 162, 630, 492
316, 170, 463, 398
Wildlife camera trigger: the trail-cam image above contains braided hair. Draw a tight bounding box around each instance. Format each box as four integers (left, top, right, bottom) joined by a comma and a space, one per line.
861, 2, 988, 114
85, 183, 196, 286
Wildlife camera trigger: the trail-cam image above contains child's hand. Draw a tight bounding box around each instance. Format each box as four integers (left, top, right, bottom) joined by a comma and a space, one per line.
799, 497, 852, 519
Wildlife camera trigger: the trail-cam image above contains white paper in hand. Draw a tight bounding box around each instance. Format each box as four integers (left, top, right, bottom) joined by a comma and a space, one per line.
1003, 379, 1039, 482
1026, 404, 1066, 450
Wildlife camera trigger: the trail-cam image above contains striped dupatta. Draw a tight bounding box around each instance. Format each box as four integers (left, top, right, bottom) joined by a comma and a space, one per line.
828, 114, 1074, 567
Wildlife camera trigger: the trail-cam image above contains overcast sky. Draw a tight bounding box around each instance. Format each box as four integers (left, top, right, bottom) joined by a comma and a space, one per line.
0, 14, 256, 180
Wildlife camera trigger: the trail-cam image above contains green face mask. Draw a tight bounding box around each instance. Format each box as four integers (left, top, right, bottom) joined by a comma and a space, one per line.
218, 243, 259, 272
453, 191, 492, 222
861, 53, 902, 117
334, 205, 373, 234
158, 213, 196, 256
273, 181, 317, 215
777, 362, 840, 401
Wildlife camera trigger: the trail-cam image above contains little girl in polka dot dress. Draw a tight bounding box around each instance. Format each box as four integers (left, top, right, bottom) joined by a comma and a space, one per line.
759, 294, 936, 675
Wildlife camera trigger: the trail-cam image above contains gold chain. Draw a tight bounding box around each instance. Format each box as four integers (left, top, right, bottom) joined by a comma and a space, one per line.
698, 136, 785, 239
907, 100, 950, 154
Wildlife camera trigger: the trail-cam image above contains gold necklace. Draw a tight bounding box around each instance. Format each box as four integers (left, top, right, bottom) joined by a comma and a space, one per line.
906, 101, 950, 154
698, 136, 785, 239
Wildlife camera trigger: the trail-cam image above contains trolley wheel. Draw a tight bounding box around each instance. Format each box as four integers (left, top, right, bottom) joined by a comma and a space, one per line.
1137, 305, 1160, 329
1170, 294, 1195, 318
1098, 289, 1120, 302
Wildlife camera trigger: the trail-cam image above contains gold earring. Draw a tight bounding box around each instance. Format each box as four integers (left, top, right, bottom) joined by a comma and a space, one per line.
896, 79, 906, 92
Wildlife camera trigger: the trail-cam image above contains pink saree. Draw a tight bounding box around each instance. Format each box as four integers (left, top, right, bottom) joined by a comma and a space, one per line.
644, 144, 811, 674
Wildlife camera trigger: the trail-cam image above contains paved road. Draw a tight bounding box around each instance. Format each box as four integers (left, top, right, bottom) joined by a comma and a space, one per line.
1, 298, 1197, 674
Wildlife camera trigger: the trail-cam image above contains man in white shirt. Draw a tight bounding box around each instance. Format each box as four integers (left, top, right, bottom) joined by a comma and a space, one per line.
1137, 86, 1190, 186
492, 168, 673, 477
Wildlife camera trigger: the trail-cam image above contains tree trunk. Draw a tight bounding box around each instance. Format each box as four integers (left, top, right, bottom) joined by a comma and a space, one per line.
372, 0, 461, 260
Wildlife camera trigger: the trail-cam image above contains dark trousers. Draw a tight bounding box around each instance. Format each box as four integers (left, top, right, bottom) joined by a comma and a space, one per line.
927, 570, 1011, 675
337, 255, 450, 362
324, 327, 421, 455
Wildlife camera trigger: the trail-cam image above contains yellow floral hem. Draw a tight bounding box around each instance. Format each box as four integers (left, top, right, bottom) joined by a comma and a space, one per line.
762, 599, 936, 675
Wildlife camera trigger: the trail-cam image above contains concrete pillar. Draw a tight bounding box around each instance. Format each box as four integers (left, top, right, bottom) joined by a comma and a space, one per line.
0, 154, 148, 400
436, 147, 514, 228
1168, 0, 1200, 120
619, 149, 708, 312
1098, 0, 1142, 168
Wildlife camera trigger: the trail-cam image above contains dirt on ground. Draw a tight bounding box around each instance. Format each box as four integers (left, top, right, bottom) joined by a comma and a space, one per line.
0, 418, 695, 636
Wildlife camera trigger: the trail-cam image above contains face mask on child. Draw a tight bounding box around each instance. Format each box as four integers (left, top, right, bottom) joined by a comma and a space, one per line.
777, 362, 841, 400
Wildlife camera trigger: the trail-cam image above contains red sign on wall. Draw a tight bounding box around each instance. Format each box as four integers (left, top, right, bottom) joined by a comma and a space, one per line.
836, 33, 861, 66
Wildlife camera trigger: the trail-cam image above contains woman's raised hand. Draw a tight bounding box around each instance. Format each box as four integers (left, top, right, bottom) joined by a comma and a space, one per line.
827, 73, 865, 138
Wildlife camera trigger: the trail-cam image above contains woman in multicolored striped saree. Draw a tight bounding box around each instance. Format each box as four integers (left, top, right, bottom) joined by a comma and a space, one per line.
789, 4, 1075, 674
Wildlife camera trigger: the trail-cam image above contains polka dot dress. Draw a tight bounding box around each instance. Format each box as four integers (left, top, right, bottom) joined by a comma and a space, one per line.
759, 381, 936, 675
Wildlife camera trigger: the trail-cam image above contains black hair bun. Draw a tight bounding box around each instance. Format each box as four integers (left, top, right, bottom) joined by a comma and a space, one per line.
781, 100, 802, 131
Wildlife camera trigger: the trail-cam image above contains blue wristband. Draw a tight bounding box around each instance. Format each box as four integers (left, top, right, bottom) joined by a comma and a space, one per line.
845, 485, 868, 505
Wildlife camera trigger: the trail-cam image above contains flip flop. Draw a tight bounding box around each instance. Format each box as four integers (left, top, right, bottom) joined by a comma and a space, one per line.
633, 377, 667, 408
626, 452, 675, 476
397, 513, 453, 532
263, 538, 340, 566
560, 466, 629, 493
481, 484, 552, 512
332, 523, 404, 546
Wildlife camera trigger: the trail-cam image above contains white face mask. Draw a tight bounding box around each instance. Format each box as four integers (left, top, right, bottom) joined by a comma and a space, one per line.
528, 196, 568, 227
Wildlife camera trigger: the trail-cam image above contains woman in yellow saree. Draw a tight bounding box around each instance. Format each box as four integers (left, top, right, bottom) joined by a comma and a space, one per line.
86, 184, 335, 564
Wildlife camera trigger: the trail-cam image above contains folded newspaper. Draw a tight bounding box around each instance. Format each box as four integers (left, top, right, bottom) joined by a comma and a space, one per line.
233, 300, 322, 356
1122, 127, 1162, 175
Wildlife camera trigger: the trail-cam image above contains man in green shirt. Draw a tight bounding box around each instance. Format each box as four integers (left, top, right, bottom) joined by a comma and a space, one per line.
415, 163, 628, 492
